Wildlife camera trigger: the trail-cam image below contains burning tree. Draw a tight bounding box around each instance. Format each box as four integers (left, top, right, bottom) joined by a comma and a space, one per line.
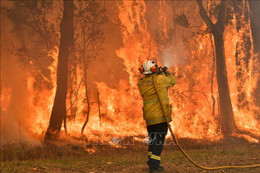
45, 0, 74, 140
233, 0, 254, 111
196, 0, 236, 137
45, 0, 106, 139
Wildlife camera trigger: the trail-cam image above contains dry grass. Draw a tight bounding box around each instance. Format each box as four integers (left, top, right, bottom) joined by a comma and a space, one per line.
0, 139, 260, 173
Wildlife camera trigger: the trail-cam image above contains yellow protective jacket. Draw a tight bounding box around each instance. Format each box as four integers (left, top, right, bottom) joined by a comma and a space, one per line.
138, 73, 176, 125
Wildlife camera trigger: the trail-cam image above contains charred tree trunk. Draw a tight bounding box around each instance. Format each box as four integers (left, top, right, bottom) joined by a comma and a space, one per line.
197, 0, 236, 137
214, 30, 236, 136
45, 0, 74, 140
249, 0, 260, 105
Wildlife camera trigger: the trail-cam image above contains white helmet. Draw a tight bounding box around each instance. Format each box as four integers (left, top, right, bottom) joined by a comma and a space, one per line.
139, 60, 158, 74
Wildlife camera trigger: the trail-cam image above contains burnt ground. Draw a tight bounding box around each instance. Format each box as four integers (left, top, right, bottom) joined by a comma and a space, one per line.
1, 137, 260, 173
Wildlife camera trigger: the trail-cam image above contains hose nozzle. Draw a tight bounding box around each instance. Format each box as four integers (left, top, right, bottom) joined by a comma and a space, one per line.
158, 66, 168, 74
162, 66, 168, 73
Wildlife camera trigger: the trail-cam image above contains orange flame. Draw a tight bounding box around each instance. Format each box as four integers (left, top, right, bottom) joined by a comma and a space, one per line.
1, 1, 259, 145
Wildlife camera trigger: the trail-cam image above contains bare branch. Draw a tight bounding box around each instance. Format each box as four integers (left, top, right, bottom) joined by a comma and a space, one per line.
196, 0, 215, 33
66, 76, 84, 113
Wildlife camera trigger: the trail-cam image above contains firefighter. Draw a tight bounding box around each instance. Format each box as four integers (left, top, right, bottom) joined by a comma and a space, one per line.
138, 60, 176, 172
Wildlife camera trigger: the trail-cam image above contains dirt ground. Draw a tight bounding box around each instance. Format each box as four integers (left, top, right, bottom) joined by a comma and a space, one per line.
1, 139, 260, 173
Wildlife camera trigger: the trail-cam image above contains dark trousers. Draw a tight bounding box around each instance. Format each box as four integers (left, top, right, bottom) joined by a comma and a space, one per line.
147, 122, 168, 169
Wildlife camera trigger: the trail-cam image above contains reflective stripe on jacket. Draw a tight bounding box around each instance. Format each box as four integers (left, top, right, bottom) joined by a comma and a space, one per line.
138, 73, 176, 125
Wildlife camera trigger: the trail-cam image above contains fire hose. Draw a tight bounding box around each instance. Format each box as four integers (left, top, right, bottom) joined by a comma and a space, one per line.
152, 74, 260, 170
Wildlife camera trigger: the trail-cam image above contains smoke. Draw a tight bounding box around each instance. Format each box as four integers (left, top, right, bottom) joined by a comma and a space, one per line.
1, 53, 36, 144
0, 15, 44, 145
160, 44, 187, 68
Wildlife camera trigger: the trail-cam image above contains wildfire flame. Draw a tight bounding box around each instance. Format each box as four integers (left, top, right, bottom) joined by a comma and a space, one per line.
1, 0, 259, 145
